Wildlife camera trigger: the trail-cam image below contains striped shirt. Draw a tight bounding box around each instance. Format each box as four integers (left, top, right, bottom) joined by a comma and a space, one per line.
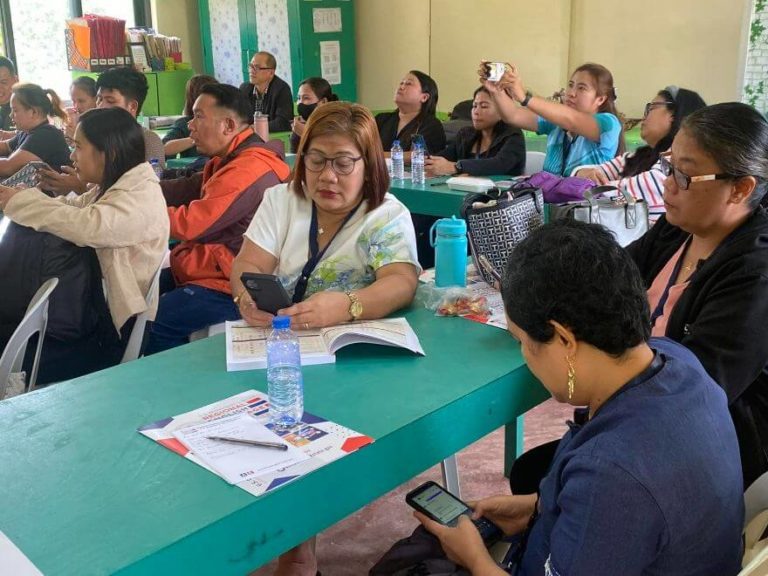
538, 112, 621, 176
576, 152, 666, 223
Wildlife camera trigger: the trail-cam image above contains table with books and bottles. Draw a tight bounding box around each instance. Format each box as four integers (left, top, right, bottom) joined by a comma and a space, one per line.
0, 301, 546, 575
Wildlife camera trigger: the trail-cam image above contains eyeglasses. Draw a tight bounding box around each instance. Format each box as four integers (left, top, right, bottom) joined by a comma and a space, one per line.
303, 152, 363, 176
249, 64, 274, 72
659, 153, 736, 190
643, 101, 674, 118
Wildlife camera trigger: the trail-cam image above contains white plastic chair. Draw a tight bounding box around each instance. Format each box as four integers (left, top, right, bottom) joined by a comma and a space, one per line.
739, 471, 768, 575
524, 151, 546, 175
0, 278, 59, 397
745, 471, 768, 527
121, 265, 162, 363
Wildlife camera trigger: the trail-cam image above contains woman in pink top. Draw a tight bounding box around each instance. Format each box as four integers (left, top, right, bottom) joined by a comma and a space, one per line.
626, 102, 768, 488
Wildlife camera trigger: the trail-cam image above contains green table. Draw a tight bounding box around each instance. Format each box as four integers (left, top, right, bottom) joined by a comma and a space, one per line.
0, 307, 545, 575
388, 176, 513, 218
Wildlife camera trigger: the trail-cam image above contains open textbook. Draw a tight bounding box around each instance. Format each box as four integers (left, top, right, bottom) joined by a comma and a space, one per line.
225, 317, 425, 371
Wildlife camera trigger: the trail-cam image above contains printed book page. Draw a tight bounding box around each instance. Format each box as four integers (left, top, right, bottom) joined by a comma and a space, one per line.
225, 317, 424, 371
321, 318, 425, 355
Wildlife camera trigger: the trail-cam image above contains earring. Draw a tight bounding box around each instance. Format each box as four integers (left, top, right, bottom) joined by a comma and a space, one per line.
566, 356, 576, 401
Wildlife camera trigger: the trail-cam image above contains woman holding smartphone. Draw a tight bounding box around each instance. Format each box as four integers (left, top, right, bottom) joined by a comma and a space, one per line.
482, 61, 623, 176
231, 101, 420, 331
374, 220, 744, 576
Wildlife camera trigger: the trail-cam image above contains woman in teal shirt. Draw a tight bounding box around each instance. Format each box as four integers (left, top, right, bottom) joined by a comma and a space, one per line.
482, 62, 623, 175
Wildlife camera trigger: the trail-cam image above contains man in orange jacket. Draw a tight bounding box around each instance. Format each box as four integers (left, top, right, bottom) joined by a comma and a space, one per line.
146, 83, 290, 353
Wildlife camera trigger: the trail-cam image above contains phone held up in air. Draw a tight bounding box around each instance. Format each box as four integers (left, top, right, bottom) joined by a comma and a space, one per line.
240, 272, 292, 315
483, 62, 506, 82
406, 480, 503, 544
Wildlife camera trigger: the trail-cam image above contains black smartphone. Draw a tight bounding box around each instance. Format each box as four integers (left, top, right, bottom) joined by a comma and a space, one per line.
405, 481, 503, 544
240, 272, 292, 315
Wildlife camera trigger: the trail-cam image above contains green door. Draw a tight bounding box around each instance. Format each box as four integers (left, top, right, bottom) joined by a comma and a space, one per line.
287, 0, 356, 102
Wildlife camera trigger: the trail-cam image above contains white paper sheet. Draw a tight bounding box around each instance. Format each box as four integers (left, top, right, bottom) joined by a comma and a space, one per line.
313, 7, 342, 33
173, 413, 310, 485
320, 41, 341, 85
0, 531, 42, 576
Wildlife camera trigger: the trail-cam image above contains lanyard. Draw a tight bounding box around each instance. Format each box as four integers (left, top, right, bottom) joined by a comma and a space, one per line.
292, 201, 361, 303
560, 132, 578, 176
650, 237, 692, 327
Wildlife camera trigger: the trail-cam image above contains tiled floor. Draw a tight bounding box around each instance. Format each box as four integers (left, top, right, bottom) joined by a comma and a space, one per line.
252, 396, 570, 576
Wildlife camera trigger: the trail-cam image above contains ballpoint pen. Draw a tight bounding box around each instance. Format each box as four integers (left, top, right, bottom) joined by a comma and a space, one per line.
206, 436, 289, 451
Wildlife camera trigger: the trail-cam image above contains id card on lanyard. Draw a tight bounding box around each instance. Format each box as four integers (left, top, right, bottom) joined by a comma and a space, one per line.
292, 201, 362, 303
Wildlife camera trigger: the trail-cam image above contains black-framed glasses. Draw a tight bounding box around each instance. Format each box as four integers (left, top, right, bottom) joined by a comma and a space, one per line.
659, 153, 736, 190
249, 64, 274, 71
303, 152, 363, 176
643, 101, 674, 118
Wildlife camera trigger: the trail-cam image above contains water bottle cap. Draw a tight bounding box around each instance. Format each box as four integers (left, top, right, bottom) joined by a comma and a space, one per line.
150, 158, 159, 165
436, 216, 467, 236
272, 315, 291, 329
393, 139, 400, 146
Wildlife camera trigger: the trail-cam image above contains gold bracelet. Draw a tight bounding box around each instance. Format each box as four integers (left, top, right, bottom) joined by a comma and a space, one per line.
233, 288, 247, 305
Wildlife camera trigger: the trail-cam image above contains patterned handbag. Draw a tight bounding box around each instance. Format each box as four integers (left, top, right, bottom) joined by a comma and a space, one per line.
460, 187, 545, 285
548, 186, 649, 247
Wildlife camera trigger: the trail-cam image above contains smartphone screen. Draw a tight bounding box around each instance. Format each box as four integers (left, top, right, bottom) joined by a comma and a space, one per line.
410, 483, 470, 525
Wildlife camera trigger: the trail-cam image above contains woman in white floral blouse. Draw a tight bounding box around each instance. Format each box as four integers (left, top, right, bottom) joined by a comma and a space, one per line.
231, 101, 421, 333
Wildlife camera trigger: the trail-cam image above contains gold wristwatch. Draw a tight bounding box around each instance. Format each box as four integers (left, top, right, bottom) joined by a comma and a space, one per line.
346, 291, 363, 320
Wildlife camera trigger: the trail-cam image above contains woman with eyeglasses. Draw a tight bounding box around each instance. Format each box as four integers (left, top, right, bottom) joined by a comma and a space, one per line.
231, 100, 419, 332
375, 70, 446, 156
574, 87, 706, 222
625, 102, 768, 489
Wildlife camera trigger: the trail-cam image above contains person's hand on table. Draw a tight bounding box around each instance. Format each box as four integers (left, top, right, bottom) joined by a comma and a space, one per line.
468, 494, 538, 536
292, 116, 307, 138
414, 513, 500, 573
425, 156, 457, 177
237, 291, 275, 328
574, 167, 608, 185
37, 166, 86, 196
278, 291, 351, 330
0, 183, 22, 210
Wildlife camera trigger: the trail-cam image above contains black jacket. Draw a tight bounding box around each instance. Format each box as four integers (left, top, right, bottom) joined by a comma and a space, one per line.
375, 110, 446, 154
238, 75, 294, 133
626, 210, 768, 487
435, 122, 526, 176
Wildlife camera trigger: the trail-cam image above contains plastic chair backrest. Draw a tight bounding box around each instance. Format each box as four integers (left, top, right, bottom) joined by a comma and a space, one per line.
0, 277, 59, 397
525, 151, 546, 175
120, 265, 162, 364
745, 471, 768, 528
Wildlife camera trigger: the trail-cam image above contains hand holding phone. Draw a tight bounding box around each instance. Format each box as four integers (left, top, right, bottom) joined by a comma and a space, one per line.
240, 272, 292, 315
406, 481, 503, 544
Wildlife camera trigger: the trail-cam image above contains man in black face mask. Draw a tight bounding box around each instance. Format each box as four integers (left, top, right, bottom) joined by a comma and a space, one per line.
290, 77, 338, 153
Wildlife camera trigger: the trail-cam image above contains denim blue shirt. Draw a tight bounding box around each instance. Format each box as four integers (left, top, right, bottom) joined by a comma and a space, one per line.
518, 337, 744, 576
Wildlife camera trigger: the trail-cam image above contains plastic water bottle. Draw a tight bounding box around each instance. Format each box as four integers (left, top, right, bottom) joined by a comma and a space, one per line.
149, 158, 163, 179
266, 315, 304, 428
411, 140, 425, 186
391, 140, 404, 180
430, 216, 468, 287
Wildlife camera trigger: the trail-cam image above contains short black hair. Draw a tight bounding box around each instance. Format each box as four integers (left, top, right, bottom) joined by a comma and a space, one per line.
77, 107, 146, 196
96, 67, 149, 113
502, 219, 650, 356
0, 56, 16, 76
198, 83, 251, 125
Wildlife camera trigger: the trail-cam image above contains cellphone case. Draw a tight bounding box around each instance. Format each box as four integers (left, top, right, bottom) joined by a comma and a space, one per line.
240, 273, 292, 315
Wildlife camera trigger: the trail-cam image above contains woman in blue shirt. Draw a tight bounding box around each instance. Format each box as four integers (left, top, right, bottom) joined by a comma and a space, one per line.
374, 220, 744, 576
482, 62, 623, 176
